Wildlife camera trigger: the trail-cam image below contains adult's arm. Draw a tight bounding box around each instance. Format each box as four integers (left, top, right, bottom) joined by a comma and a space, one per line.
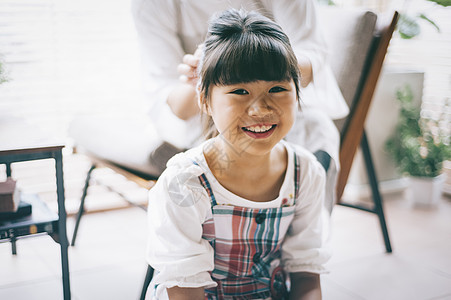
297, 55, 313, 88
167, 47, 202, 120
166, 83, 198, 120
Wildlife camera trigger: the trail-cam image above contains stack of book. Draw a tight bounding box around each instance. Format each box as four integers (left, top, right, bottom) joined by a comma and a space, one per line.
0, 178, 31, 221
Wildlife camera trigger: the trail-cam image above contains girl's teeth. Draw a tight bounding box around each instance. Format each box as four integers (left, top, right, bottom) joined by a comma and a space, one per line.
246, 125, 273, 132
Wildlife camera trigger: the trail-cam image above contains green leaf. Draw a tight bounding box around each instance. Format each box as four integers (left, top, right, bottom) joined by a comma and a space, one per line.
398, 14, 421, 39
0, 60, 8, 84
427, 0, 451, 7
316, 0, 335, 6
419, 14, 441, 32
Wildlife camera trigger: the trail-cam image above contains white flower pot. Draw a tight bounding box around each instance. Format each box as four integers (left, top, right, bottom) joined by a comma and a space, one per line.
406, 174, 446, 207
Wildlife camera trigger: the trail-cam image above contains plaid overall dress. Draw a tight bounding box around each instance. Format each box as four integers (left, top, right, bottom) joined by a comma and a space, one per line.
197, 152, 301, 299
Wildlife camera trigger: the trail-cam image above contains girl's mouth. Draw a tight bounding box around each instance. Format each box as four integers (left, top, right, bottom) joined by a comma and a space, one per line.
242, 124, 276, 139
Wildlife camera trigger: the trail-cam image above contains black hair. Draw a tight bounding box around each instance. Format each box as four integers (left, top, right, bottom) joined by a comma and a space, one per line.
198, 9, 301, 138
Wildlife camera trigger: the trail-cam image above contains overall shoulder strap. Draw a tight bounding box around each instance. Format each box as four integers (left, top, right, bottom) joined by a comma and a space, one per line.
198, 174, 218, 207
191, 159, 218, 207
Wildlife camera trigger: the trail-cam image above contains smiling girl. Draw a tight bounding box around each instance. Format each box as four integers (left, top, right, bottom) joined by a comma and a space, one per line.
146, 9, 330, 300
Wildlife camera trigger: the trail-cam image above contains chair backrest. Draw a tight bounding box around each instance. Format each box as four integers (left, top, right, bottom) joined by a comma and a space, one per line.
318, 7, 377, 131
318, 7, 399, 201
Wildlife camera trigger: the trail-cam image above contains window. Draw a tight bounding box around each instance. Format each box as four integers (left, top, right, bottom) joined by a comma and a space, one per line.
0, 0, 146, 141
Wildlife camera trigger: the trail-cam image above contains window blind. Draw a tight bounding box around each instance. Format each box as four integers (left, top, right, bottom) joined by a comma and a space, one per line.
0, 0, 146, 141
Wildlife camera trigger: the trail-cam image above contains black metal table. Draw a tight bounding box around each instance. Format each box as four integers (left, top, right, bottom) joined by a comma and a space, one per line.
0, 144, 71, 300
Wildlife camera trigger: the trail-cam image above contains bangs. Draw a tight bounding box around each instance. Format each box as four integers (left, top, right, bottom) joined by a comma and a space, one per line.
207, 35, 296, 85
198, 9, 301, 100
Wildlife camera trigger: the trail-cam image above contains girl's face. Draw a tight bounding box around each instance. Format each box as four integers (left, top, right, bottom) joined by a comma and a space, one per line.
205, 79, 297, 157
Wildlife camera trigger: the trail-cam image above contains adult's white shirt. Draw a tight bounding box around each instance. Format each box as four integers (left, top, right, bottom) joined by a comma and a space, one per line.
131, 0, 348, 149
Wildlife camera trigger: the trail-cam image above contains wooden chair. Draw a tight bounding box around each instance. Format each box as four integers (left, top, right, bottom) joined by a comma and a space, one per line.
323, 9, 399, 254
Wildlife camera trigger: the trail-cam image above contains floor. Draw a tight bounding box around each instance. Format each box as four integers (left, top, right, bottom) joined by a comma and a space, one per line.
1, 153, 451, 300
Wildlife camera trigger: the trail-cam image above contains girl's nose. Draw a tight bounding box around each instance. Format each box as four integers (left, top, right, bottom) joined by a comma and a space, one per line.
247, 96, 273, 117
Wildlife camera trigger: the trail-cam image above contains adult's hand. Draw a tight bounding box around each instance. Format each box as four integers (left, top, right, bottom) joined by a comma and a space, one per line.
167, 45, 204, 120
177, 44, 203, 87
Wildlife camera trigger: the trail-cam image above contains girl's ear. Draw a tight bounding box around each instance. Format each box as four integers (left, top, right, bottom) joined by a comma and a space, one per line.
198, 92, 211, 115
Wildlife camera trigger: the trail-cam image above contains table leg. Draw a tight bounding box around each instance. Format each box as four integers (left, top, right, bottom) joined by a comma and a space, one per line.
6, 162, 12, 177
11, 235, 17, 255
6, 162, 18, 255
55, 150, 71, 300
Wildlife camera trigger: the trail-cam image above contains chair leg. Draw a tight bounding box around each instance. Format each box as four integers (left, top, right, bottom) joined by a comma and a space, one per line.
71, 164, 96, 246
140, 265, 154, 300
361, 132, 392, 253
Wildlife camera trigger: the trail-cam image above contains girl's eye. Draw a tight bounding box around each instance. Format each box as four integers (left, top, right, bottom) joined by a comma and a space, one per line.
269, 86, 287, 93
230, 89, 249, 95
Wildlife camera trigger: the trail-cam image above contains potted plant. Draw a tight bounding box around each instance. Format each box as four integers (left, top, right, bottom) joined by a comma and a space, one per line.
385, 85, 451, 206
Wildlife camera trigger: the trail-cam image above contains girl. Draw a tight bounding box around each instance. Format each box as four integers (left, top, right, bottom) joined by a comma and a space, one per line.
147, 9, 330, 300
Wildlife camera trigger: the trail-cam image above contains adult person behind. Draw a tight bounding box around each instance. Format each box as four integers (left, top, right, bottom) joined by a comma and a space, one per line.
69, 0, 347, 207
131, 0, 348, 207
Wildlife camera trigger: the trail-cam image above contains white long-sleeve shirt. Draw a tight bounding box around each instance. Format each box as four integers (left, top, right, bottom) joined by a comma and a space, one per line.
146, 140, 331, 299
131, 0, 348, 149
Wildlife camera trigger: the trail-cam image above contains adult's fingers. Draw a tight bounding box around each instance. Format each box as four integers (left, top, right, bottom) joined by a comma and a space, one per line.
177, 63, 197, 78
179, 74, 198, 87
182, 54, 199, 68
193, 44, 203, 58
